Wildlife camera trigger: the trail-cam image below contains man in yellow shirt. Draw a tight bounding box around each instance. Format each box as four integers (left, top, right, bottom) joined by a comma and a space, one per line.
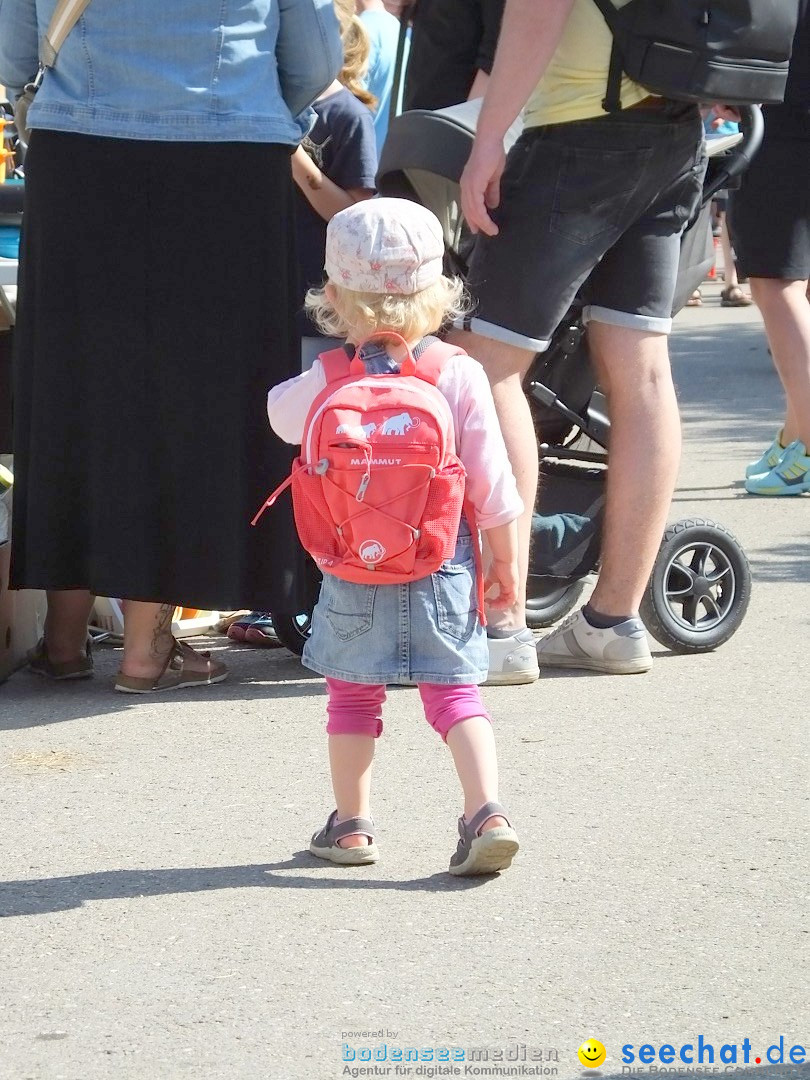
451, 0, 706, 680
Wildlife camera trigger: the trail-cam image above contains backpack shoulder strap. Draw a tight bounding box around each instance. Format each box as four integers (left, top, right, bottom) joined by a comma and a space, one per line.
412, 341, 467, 386
590, 0, 619, 28
319, 347, 353, 384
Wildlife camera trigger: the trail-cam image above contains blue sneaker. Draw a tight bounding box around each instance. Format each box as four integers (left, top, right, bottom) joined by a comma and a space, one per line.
745, 440, 810, 495
745, 434, 785, 479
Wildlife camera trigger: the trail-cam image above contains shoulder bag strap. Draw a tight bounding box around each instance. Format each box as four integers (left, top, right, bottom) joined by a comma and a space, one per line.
41, 0, 93, 69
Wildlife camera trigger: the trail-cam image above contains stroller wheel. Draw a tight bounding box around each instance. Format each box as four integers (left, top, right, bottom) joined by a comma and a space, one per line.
525, 579, 586, 629
641, 518, 751, 653
267, 609, 313, 656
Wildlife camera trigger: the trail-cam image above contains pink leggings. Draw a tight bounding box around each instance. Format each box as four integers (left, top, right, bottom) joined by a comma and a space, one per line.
325, 678, 490, 742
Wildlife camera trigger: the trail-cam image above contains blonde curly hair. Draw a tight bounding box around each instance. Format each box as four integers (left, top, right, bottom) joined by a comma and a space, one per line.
305, 276, 471, 343
334, 0, 377, 109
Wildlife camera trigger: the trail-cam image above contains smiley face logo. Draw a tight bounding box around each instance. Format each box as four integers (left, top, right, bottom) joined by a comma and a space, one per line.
578, 1040, 607, 1068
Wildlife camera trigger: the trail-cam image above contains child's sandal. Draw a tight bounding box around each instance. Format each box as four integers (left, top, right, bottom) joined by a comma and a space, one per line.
448, 801, 519, 876
309, 810, 379, 865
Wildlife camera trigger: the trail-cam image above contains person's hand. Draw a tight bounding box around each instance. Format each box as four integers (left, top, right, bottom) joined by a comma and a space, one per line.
712, 104, 742, 124
460, 133, 506, 237
484, 557, 519, 610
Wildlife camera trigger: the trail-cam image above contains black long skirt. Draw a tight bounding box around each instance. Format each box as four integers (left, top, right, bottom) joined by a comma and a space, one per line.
11, 132, 306, 612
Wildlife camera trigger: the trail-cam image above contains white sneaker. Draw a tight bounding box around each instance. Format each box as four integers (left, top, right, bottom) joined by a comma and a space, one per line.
535, 608, 652, 674
486, 630, 540, 685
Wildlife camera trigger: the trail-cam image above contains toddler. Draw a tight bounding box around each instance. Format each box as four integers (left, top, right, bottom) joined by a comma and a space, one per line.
266, 198, 522, 876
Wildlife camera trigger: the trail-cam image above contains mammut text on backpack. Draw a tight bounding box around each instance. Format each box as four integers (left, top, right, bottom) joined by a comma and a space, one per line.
592, 0, 802, 111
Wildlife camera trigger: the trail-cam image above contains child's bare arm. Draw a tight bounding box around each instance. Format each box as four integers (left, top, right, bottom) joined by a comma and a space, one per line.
267, 363, 326, 444
292, 145, 374, 221
482, 519, 519, 609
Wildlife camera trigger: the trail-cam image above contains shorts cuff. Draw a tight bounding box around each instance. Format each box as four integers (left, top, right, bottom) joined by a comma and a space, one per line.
582, 304, 672, 335
453, 315, 550, 353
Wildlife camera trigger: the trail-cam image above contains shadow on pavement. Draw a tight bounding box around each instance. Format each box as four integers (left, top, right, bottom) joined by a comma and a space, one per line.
0, 853, 492, 917
747, 538, 810, 584
0, 639, 323, 730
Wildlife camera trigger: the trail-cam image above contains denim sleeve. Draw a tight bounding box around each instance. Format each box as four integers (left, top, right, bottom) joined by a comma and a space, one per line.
276, 0, 343, 122
0, 0, 40, 100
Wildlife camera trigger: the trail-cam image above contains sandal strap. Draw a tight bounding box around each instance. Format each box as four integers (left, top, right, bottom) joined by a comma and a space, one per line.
115, 637, 224, 692
324, 811, 376, 843
460, 801, 511, 839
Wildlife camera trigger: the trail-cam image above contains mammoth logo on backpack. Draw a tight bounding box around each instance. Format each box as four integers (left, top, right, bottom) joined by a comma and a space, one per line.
253, 334, 483, 608
591, 0, 802, 112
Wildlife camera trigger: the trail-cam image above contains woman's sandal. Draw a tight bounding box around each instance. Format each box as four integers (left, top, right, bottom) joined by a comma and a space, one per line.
685, 289, 703, 307
720, 285, 753, 307
448, 801, 520, 876
114, 638, 227, 694
27, 637, 93, 680
309, 810, 379, 865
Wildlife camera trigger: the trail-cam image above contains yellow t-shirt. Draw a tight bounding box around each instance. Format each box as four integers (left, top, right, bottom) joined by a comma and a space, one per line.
523, 0, 651, 128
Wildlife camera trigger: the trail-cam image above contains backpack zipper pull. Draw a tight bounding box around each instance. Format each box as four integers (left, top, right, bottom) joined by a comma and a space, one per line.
356, 446, 371, 502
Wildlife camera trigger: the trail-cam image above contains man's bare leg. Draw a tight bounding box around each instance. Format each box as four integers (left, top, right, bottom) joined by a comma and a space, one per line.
528, 322, 677, 673
586, 322, 681, 616
447, 327, 537, 631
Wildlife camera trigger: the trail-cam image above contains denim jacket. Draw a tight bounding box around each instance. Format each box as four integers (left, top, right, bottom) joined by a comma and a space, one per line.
0, 0, 342, 143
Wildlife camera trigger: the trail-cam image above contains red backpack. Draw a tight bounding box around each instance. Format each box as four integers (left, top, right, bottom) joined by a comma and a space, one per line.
253, 335, 473, 586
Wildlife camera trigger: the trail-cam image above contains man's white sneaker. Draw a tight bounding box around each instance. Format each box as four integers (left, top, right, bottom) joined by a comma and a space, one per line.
486, 630, 540, 685
535, 609, 652, 674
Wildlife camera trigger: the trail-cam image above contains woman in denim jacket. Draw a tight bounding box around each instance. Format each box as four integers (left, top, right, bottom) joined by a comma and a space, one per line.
0, 1, 341, 691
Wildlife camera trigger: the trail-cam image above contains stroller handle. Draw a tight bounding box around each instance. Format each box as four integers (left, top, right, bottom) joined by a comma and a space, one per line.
700, 104, 763, 206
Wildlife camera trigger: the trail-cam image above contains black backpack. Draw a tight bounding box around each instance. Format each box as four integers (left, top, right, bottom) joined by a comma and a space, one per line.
592, 0, 802, 111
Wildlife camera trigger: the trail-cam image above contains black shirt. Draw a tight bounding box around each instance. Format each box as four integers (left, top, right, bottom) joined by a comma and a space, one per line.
295, 87, 378, 334
403, 0, 505, 111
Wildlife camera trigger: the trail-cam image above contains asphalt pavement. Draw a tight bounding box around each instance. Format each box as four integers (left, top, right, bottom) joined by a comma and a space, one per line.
1, 281, 807, 1080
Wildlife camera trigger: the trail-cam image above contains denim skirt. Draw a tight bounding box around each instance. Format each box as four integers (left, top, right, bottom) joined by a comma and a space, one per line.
302, 528, 488, 685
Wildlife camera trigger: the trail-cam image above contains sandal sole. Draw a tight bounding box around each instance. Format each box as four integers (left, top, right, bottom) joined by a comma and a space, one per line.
29, 666, 93, 681
449, 830, 520, 876
114, 671, 228, 694
309, 842, 380, 865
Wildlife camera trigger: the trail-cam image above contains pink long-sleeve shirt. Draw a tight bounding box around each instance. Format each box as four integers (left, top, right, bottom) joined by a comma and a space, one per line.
266, 350, 523, 531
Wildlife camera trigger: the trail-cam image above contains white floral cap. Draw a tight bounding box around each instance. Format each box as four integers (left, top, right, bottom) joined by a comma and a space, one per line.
324, 197, 445, 295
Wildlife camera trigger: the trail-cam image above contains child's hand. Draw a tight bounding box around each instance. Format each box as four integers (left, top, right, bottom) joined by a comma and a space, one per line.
484, 558, 519, 610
